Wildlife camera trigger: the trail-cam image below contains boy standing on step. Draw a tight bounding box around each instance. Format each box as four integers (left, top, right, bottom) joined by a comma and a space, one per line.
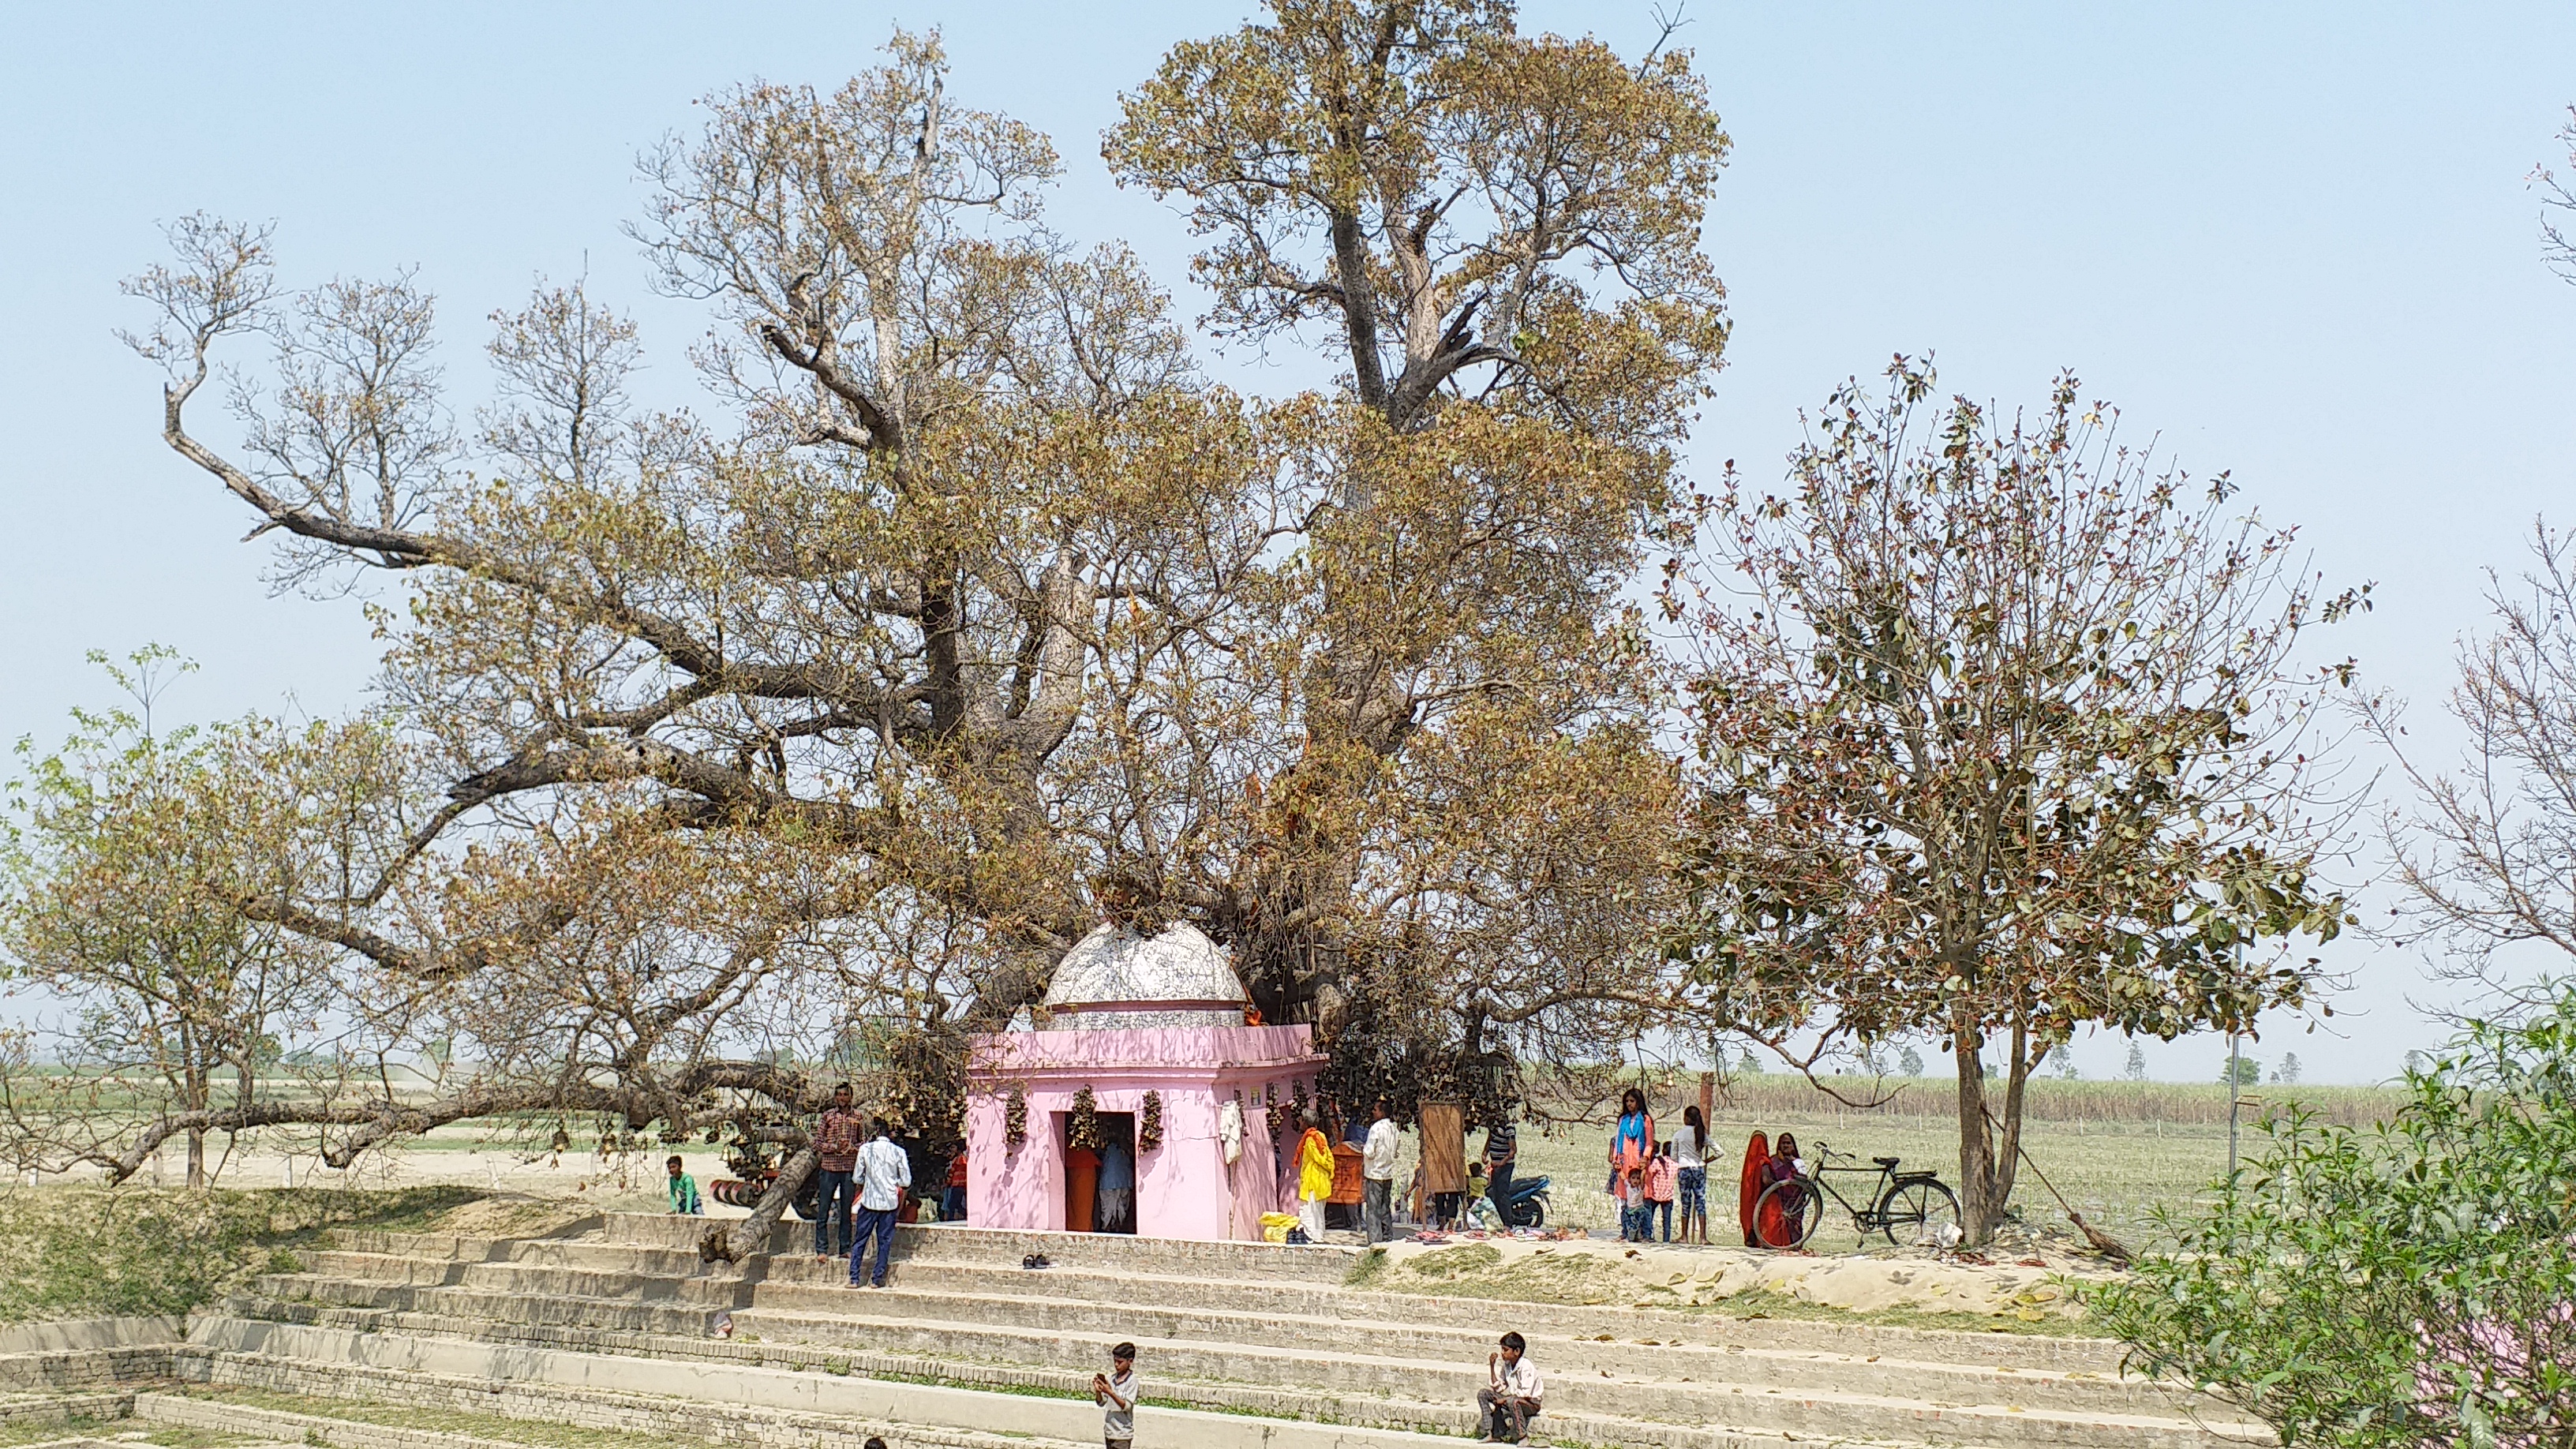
848, 1118, 910, 1289
1361, 1097, 1401, 1244
1478, 1331, 1542, 1443
1093, 1341, 1136, 1449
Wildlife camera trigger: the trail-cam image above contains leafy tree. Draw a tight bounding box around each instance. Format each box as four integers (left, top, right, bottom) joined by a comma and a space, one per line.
1898, 1044, 1924, 1077
2220, 1054, 2263, 1088
2049, 1043, 2077, 1080
2124, 1040, 2148, 1081
2099, 990, 2576, 1447
1667, 361, 2361, 1241
2274, 1050, 2301, 1084
0, 651, 395, 1186
98, 8, 1729, 1254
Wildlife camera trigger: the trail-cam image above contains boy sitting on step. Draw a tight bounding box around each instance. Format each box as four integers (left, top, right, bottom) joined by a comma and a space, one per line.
1478, 1331, 1543, 1443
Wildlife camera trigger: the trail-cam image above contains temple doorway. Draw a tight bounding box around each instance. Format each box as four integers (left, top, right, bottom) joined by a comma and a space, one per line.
1081, 1112, 1136, 1234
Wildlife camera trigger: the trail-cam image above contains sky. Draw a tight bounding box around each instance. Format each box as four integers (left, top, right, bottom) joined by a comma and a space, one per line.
2, 2, 2570, 1084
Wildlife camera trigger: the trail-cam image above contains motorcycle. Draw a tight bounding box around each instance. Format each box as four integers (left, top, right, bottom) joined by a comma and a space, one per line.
1489, 1172, 1551, 1229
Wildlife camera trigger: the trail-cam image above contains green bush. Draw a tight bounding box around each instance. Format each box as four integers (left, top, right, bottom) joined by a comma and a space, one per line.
2098, 992, 2576, 1447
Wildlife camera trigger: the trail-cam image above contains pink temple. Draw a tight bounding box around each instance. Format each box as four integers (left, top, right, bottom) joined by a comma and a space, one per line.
963, 923, 1327, 1241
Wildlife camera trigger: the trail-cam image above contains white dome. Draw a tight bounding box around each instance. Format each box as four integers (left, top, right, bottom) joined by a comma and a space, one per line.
1038, 921, 1249, 1030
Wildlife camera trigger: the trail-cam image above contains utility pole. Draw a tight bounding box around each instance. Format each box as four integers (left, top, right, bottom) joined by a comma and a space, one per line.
2226, 938, 2245, 1178
2226, 1031, 2242, 1178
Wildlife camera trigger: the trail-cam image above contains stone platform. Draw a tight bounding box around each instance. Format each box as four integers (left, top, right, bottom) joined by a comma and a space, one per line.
0, 1214, 2273, 1449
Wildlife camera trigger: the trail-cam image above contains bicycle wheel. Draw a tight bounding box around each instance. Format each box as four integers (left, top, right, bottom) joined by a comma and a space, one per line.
1750, 1178, 1820, 1249
1876, 1178, 1960, 1247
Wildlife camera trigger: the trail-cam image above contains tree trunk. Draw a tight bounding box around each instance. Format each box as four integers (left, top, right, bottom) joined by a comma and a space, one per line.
185, 1128, 205, 1190
701, 1145, 818, 1264
1952, 1024, 1998, 1244
1994, 1017, 2032, 1220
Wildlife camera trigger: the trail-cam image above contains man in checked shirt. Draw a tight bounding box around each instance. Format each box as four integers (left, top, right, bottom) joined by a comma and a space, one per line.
812, 1083, 863, 1261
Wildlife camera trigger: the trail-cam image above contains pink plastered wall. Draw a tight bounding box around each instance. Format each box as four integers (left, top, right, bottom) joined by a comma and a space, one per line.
964, 1024, 1324, 1241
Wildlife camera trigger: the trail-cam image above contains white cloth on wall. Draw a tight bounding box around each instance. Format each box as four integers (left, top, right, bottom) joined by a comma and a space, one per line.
1219, 1099, 1245, 1164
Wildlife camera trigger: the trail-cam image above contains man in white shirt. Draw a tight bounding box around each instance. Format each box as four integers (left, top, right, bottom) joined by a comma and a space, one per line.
1361, 1096, 1401, 1244
1477, 1331, 1541, 1443
848, 1119, 911, 1288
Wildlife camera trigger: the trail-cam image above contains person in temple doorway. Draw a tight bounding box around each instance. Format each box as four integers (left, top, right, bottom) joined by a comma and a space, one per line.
1096, 1129, 1136, 1232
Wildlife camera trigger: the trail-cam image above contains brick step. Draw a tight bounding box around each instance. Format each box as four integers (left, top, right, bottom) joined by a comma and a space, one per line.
729, 1308, 2239, 1449
0, 1391, 137, 1429
180, 1317, 1844, 1449
744, 1276, 2140, 1392
257, 1256, 2153, 1403
320, 1222, 601, 1261
300, 1252, 469, 1286
727, 1301, 2176, 1424
206, 1294, 2263, 1449
0, 1346, 177, 1395
310, 1241, 710, 1281
602, 1213, 1361, 1283
247, 1280, 728, 1337
133, 1384, 1086, 1449
752, 1249, 2121, 1371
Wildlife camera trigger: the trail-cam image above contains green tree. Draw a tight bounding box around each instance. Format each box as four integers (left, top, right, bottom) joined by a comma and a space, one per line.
2219, 1054, 2263, 1088
0, 650, 391, 1185
1667, 361, 2361, 1241
2099, 990, 2576, 1447
2124, 1041, 2148, 1081
1898, 1044, 1924, 1077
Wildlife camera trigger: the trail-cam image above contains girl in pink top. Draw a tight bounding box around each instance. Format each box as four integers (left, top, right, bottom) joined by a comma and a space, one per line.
1646, 1142, 1679, 1242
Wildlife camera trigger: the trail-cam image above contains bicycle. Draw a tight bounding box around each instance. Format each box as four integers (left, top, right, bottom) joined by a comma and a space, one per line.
1750, 1143, 1960, 1249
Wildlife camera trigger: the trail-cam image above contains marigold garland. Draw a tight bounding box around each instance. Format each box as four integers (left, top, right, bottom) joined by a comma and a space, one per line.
1069, 1084, 1103, 1151
1139, 1090, 1164, 1151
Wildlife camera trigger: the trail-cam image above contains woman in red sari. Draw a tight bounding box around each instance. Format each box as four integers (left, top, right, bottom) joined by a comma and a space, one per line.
1753, 1131, 1807, 1248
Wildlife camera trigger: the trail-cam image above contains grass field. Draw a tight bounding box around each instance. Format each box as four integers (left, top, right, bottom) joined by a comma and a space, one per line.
1496, 1077, 2405, 1248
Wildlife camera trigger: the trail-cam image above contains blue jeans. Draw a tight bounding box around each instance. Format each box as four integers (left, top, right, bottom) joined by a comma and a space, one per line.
848, 1205, 897, 1286
814, 1168, 856, 1256
1656, 1199, 1674, 1241
942, 1185, 966, 1222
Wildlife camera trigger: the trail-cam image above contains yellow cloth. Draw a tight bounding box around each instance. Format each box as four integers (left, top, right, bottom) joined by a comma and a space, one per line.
1297, 1128, 1335, 1202
1259, 1211, 1300, 1243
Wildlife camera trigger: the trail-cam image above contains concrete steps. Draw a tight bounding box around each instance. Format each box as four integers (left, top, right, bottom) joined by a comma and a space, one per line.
174, 1318, 1501, 1449
180, 1211, 2275, 1449
138, 1372, 1094, 1449
605, 1210, 1366, 1282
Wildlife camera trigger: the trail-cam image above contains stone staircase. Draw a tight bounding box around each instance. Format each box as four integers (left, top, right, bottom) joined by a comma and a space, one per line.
7, 1214, 2275, 1449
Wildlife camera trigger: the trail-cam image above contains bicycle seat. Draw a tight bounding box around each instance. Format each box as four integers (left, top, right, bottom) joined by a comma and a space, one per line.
1873, 1155, 1902, 1169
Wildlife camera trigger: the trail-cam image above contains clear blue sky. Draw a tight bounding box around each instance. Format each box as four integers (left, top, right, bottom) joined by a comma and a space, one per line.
3, 2, 2570, 1084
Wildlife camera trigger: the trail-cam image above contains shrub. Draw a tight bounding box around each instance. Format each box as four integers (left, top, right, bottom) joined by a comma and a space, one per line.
2097, 990, 2576, 1447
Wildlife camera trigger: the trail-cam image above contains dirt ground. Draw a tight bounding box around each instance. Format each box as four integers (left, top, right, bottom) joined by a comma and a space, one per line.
1357, 1233, 2108, 1326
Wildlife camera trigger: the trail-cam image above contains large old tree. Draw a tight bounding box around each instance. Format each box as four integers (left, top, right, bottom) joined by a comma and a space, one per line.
1667, 361, 2361, 1243
27, 6, 1727, 1243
